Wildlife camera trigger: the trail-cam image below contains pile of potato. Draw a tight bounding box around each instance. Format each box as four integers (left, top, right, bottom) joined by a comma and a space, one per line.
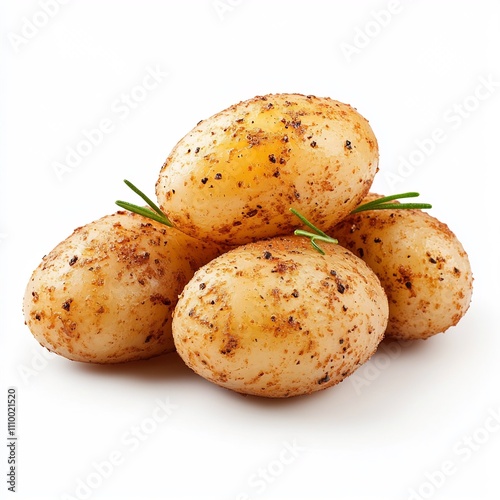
23, 94, 473, 398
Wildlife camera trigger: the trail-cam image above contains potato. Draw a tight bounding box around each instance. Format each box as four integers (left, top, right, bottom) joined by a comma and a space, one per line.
23, 210, 223, 363
330, 196, 473, 340
156, 93, 378, 246
172, 236, 388, 398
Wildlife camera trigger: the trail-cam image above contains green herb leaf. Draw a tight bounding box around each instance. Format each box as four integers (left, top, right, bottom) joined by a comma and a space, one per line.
351, 192, 432, 214
116, 179, 173, 227
290, 208, 338, 255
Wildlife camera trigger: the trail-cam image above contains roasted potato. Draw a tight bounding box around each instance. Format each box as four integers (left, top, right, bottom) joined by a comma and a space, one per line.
23, 210, 223, 363
156, 93, 378, 246
172, 236, 388, 398
330, 196, 473, 340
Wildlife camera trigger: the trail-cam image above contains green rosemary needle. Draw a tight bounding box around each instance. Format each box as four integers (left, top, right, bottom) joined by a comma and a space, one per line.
116, 179, 173, 227
351, 192, 432, 214
290, 208, 338, 255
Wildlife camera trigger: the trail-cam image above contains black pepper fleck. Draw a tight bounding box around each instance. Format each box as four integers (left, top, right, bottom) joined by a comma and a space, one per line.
62, 299, 72, 311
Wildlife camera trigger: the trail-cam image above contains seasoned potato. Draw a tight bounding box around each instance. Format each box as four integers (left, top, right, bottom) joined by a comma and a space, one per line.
172, 236, 388, 398
23, 210, 223, 363
330, 196, 473, 340
156, 93, 378, 246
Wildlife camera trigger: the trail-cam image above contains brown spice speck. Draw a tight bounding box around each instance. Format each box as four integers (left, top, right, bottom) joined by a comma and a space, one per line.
62, 299, 73, 311
220, 335, 239, 355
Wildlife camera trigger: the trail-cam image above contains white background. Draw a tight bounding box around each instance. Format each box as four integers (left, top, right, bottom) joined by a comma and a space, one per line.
1, 1, 499, 499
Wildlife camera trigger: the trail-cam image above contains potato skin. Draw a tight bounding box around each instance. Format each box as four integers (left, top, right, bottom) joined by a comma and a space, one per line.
172, 236, 388, 398
156, 93, 378, 246
330, 197, 473, 340
23, 211, 223, 363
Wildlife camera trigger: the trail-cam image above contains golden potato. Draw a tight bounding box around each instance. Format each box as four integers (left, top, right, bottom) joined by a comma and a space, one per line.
156, 93, 378, 246
23, 210, 223, 363
172, 236, 388, 398
330, 196, 473, 340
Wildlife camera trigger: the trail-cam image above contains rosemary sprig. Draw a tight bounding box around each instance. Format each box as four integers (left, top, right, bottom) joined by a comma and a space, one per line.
291, 192, 431, 255
290, 208, 338, 255
351, 192, 432, 214
116, 179, 173, 227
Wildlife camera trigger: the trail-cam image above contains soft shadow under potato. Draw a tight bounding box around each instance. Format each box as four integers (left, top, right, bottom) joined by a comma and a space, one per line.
71, 351, 191, 383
